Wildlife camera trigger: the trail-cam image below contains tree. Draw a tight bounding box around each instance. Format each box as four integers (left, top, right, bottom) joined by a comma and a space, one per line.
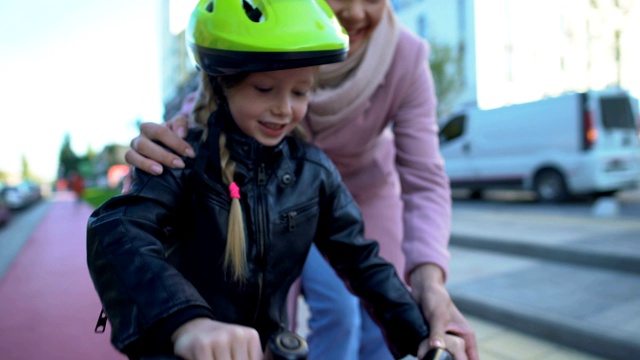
21, 155, 33, 180
58, 133, 80, 179
429, 40, 465, 119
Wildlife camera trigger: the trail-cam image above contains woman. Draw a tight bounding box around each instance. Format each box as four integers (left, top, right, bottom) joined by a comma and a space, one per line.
125, 1, 477, 359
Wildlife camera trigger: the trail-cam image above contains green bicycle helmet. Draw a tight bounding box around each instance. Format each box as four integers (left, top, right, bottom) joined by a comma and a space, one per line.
187, 0, 349, 76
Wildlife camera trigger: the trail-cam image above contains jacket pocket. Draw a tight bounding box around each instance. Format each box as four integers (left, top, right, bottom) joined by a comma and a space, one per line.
277, 198, 319, 232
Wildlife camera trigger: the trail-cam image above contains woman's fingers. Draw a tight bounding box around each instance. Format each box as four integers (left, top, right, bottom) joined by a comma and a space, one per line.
140, 120, 194, 158
419, 334, 466, 360
444, 333, 467, 360
165, 114, 190, 138
124, 146, 165, 176
120, 168, 135, 194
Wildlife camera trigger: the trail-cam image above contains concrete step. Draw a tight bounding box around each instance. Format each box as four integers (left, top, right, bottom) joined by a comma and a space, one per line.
450, 232, 640, 275
447, 246, 640, 360
449, 209, 640, 274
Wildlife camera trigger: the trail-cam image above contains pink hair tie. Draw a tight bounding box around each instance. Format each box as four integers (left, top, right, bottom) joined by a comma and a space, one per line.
229, 182, 241, 199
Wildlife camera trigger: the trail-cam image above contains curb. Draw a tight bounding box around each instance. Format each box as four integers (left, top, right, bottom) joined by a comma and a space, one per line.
451, 292, 640, 360
0, 200, 52, 280
450, 234, 640, 275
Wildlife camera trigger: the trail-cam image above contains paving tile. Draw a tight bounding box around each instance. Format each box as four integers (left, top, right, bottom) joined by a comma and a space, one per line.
480, 330, 565, 359
466, 315, 505, 341
461, 316, 605, 360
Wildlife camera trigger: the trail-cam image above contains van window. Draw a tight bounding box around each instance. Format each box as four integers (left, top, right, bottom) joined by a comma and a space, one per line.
600, 97, 636, 129
439, 115, 465, 143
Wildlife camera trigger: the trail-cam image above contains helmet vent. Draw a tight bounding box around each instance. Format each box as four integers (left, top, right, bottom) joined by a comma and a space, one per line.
205, 1, 214, 12
242, 0, 264, 22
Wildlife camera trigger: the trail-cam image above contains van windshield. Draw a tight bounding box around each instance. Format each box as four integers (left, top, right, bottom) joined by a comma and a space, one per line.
600, 97, 636, 129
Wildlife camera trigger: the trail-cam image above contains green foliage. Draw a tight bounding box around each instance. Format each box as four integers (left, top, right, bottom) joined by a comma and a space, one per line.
21, 154, 33, 180
58, 133, 80, 179
86, 146, 96, 160
429, 40, 465, 119
82, 186, 121, 208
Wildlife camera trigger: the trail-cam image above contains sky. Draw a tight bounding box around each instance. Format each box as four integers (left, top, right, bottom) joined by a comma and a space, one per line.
1, 1, 165, 182
2, 1, 637, 183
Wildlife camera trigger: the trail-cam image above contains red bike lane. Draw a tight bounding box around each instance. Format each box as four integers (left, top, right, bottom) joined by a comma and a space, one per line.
0, 192, 124, 360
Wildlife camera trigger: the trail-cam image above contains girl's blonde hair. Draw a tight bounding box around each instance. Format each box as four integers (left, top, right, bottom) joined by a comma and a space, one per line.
190, 71, 311, 283
192, 72, 248, 283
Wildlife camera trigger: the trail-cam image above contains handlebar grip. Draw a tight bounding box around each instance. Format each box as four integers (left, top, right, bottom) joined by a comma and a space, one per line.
264, 330, 309, 360
422, 348, 454, 360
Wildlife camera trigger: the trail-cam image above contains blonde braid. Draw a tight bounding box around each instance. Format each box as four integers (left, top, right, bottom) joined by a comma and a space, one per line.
191, 72, 247, 282
219, 133, 247, 283
191, 72, 219, 137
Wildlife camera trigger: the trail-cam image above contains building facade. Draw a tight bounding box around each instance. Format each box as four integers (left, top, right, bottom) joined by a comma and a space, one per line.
474, 0, 640, 109
158, 1, 639, 119
158, 0, 478, 120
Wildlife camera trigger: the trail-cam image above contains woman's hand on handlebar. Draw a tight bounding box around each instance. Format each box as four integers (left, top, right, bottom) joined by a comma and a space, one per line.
171, 318, 263, 360
122, 114, 194, 194
418, 334, 464, 360
410, 264, 477, 360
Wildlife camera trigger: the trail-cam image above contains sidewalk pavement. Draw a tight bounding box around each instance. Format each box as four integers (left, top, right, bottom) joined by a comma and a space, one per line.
0, 192, 124, 360
446, 206, 640, 359
1, 191, 635, 359
292, 205, 636, 360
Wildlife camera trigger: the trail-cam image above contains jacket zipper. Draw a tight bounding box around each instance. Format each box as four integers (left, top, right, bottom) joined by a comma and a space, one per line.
287, 211, 297, 231
281, 200, 317, 232
94, 309, 108, 333
252, 163, 267, 322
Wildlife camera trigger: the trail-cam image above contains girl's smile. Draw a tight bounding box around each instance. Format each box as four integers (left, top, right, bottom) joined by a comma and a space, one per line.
258, 121, 288, 137
225, 67, 317, 146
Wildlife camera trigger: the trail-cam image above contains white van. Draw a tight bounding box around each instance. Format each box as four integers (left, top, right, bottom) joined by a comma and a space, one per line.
438, 89, 640, 201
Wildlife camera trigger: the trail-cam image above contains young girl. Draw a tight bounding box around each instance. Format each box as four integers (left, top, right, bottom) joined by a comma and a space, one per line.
87, 1, 434, 359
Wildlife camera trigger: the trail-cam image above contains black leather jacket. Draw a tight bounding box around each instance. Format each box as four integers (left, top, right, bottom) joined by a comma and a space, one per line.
87, 107, 429, 358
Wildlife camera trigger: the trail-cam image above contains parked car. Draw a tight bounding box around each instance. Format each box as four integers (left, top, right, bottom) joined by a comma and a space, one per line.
439, 88, 640, 202
1, 181, 42, 210
0, 195, 11, 226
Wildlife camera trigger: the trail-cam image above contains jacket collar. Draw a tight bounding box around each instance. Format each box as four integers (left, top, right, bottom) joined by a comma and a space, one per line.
207, 103, 290, 173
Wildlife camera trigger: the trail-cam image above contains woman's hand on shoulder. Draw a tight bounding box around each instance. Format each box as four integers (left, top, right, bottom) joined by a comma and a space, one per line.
171, 318, 263, 360
121, 114, 194, 193
126, 114, 194, 174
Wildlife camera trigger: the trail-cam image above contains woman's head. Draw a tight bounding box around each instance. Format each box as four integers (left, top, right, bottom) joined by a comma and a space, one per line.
326, 0, 388, 56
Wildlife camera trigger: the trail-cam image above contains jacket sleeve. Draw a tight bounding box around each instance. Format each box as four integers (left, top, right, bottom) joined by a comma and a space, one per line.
86, 167, 213, 353
390, 33, 452, 281
314, 161, 429, 358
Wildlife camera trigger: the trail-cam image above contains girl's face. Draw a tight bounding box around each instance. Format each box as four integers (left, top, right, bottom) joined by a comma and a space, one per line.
225, 67, 316, 146
326, 0, 387, 56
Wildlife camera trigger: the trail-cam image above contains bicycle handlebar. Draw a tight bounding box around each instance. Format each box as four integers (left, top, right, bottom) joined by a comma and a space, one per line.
422, 347, 454, 360
139, 330, 453, 360
264, 330, 308, 360
139, 330, 308, 360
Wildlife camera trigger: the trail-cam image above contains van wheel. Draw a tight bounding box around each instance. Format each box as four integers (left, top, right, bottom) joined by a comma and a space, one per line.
534, 169, 568, 202
469, 189, 483, 199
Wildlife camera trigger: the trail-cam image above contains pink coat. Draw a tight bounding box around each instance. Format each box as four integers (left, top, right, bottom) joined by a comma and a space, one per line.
302, 27, 452, 280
